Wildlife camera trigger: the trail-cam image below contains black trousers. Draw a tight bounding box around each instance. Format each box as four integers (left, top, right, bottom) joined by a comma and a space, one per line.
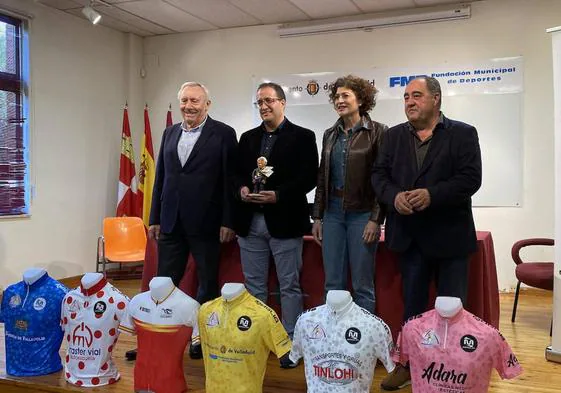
157, 218, 220, 305
400, 243, 469, 321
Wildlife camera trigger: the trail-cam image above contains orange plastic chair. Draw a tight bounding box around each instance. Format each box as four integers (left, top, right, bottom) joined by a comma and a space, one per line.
97, 217, 147, 275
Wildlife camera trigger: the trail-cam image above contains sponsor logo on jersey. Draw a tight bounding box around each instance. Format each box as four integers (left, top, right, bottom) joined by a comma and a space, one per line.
207, 312, 220, 327
422, 362, 467, 385
255, 299, 280, 323
403, 312, 424, 326
68, 299, 80, 313
94, 301, 106, 317
345, 327, 361, 344
237, 316, 252, 331
160, 308, 173, 318
68, 321, 102, 356
15, 319, 28, 331
460, 334, 478, 352
307, 324, 326, 340
72, 322, 93, 347
9, 295, 21, 308
359, 308, 375, 317
140, 306, 151, 313
360, 309, 392, 336
313, 360, 359, 385
277, 336, 291, 348
421, 329, 440, 346
220, 346, 257, 356
507, 353, 519, 367
300, 307, 316, 316
208, 353, 243, 363
33, 297, 47, 311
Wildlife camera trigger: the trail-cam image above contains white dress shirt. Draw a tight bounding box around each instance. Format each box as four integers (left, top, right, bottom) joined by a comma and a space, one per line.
177, 116, 207, 166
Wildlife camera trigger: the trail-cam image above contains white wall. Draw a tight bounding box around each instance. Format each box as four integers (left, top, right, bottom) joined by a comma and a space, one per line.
0, 0, 557, 292
143, 0, 560, 291
0, 0, 144, 289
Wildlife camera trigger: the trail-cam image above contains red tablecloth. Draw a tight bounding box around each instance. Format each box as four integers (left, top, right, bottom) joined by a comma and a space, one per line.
141, 231, 499, 340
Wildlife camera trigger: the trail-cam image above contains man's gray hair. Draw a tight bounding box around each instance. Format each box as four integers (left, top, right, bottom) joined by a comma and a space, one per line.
414, 76, 442, 107
177, 81, 210, 101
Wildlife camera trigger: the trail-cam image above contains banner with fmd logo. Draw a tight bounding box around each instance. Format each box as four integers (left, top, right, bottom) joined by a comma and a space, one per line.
256, 57, 523, 106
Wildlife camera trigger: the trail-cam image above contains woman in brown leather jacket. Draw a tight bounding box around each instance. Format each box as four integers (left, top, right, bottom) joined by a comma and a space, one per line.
311, 75, 387, 313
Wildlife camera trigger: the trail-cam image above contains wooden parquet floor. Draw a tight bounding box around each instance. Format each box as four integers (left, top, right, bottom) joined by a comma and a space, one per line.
0, 278, 559, 392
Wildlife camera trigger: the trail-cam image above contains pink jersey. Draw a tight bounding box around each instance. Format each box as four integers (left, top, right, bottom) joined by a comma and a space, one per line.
394, 309, 522, 393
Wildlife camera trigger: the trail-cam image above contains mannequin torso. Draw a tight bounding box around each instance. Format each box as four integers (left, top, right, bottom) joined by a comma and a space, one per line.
326, 290, 353, 314
3, 269, 67, 377
289, 290, 396, 391
23, 268, 47, 285
435, 296, 463, 318
221, 283, 245, 301
120, 278, 199, 393
81, 272, 104, 290
149, 277, 176, 304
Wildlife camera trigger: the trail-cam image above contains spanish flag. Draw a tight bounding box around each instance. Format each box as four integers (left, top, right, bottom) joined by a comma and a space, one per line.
138, 105, 155, 228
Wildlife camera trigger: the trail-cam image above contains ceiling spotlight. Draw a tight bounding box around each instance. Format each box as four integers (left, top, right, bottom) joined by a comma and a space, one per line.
82, 4, 101, 25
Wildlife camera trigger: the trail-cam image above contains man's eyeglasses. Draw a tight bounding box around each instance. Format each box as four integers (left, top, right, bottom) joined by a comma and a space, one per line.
254, 97, 283, 107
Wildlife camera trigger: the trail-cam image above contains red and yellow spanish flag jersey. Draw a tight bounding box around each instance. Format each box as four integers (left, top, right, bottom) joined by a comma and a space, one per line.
119, 287, 200, 393
199, 289, 291, 393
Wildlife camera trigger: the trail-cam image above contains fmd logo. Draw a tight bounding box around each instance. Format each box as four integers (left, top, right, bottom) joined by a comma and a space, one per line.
389, 75, 427, 87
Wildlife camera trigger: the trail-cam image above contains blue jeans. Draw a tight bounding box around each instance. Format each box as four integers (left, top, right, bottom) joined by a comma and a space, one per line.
322, 197, 378, 313
238, 214, 303, 337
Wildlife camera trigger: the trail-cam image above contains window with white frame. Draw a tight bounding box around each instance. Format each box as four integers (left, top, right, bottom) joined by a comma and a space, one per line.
0, 13, 28, 217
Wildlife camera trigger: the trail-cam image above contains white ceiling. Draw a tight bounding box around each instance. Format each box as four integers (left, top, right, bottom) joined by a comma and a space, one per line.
37, 0, 477, 37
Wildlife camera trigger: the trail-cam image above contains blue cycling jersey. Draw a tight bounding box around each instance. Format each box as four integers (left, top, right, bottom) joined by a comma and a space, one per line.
0, 273, 68, 376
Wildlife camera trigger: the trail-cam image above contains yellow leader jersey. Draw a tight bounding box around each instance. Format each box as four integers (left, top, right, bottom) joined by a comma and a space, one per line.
199, 289, 291, 393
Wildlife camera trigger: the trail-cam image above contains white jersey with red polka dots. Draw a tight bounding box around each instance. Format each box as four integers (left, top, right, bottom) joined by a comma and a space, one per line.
394, 309, 522, 393
60, 278, 129, 387
290, 302, 395, 393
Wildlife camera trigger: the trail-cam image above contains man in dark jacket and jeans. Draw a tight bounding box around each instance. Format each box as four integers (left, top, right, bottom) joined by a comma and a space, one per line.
235, 82, 318, 350
372, 76, 482, 390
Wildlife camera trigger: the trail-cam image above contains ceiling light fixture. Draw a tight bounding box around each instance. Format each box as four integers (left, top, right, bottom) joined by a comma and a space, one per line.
82, 1, 101, 25
277, 4, 471, 38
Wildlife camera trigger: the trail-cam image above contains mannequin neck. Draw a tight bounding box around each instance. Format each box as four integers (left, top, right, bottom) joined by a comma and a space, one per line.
23, 268, 47, 285
435, 296, 463, 318
221, 283, 245, 301
149, 277, 175, 304
80, 273, 106, 295
326, 290, 353, 314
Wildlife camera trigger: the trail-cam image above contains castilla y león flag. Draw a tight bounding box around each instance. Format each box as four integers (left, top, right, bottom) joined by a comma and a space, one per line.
138, 105, 155, 228
116, 105, 140, 217
166, 103, 173, 127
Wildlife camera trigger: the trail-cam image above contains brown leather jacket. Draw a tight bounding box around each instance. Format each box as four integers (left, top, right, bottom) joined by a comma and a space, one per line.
312, 114, 387, 224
